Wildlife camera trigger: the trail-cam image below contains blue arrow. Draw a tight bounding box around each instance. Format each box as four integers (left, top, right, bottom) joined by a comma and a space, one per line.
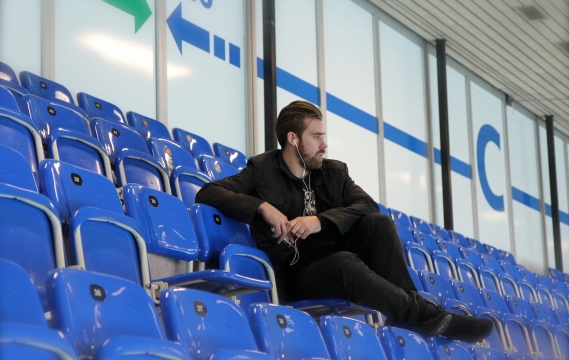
167, 2, 210, 54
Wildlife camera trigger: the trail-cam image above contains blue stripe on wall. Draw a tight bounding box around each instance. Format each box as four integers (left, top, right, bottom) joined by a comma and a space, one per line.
255, 58, 569, 224
384, 122, 426, 157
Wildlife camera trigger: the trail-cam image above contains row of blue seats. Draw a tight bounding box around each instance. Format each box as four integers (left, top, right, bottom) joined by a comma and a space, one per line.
382, 206, 569, 311
409, 267, 569, 359
1, 258, 508, 360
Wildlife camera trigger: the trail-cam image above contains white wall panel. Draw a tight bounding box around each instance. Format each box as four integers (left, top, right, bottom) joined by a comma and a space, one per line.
323, 0, 379, 201
470, 82, 510, 251
55, 0, 156, 118
167, 0, 246, 153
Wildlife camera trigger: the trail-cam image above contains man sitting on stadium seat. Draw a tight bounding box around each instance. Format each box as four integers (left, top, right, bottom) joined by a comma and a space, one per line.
195, 100, 493, 342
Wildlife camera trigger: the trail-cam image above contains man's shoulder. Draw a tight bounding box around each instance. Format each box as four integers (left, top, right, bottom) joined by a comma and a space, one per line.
248, 149, 280, 166
321, 158, 348, 173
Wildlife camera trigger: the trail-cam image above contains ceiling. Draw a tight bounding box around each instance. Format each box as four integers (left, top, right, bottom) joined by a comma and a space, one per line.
368, 0, 569, 133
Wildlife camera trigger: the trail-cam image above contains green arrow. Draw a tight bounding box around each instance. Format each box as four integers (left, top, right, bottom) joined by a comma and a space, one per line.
102, 0, 152, 33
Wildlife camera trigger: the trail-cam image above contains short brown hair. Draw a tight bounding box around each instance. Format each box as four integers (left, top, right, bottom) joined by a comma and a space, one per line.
275, 100, 322, 148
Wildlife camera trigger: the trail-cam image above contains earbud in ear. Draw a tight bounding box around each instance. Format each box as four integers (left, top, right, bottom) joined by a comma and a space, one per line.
293, 139, 297, 146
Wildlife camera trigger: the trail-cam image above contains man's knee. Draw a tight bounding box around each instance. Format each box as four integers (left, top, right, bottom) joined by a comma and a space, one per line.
360, 213, 394, 229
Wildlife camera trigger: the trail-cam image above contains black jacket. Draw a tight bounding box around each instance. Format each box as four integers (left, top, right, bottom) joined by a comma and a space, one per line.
195, 150, 378, 291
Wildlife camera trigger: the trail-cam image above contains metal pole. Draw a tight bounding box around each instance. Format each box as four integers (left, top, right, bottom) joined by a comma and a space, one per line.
262, 0, 277, 151
436, 39, 454, 230
546, 115, 563, 271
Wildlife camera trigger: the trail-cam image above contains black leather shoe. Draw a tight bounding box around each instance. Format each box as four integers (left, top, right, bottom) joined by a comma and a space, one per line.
441, 312, 495, 343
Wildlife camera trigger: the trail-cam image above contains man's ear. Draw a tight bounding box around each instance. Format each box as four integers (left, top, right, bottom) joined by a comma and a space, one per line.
287, 132, 297, 147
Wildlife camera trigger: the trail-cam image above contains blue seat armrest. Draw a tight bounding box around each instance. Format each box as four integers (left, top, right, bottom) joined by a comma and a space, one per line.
209, 349, 272, 360
156, 270, 272, 297
0, 81, 30, 96
0, 322, 77, 360
114, 148, 172, 193
48, 127, 113, 182
443, 298, 474, 315
171, 165, 211, 194
97, 335, 190, 360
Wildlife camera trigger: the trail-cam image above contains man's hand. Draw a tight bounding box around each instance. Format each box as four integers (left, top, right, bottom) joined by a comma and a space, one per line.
287, 216, 321, 241
258, 202, 290, 244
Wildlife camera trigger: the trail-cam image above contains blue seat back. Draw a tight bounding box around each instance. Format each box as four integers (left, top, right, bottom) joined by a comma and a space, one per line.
213, 142, 247, 170
161, 288, 262, 359
449, 230, 471, 248
0, 145, 38, 191
396, 223, 415, 245
172, 128, 213, 157
127, 111, 171, 139
46, 269, 167, 359
0, 78, 25, 111
388, 208, 412, 227
437, 240, 463, 260
320, 315, 387, 360
450, 280, 486, 309
171, 166, 210, 208
0, 182, 60, 308
248, 303, 330, 359
431, 224, 452, 241
77, 92, 125, 123
408, 266, 424, 291
405, 242, 432, 272
0, 89, 43, 189
90, 117, 149, 159
378, 326, 435, 359
23, 94, 90, 139
409, 215, 433, 234
505, 295, 536, 320
197, 154, 239, 180
554, 329, 569, 357
503, 318, 532, 357
419, 270, 456, 303
414, 231, 439, 253
479, 289, 510, 315
484, 244, 503, 261
470, 346, 506, 360
427, 337, 474, 360
123, 184, 199, 262
147, 137, 198, 173
0, 259, 47, 326
190, 203, 256, 262
531, 302, 557, 324
549, 267, 566, 282
19, 71, 75, 104
460, 248, 484, 268
378, 203, 389, 215
468, 238, 488, 254
47, 128, 111, 178
456, 259, 479, 287
39, 159, 123, 223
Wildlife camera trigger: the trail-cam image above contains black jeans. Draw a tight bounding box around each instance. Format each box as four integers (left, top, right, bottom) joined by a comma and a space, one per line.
292, 213, 426, 324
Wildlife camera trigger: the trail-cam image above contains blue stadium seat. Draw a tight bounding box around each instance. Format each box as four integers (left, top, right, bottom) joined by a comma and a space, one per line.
160, 288, 272, 360
90, 117, 171, 192
548, 267, 566, 283
248, 303, 331, 359
19, 71, 74, 104
377, 325, 435, 359
553, 327, 569, 359
409, 215, 433, 234
0, 154, 64, 309
388, 208, 413, 228
468, 238, 488, 254
197, 153, 239, 180
23, 95, 113, 180
484, 244, 503, 261
0, 259, 77, 359
127, 111, 171, 139
147, 137, 210, 207
431, 223, 452, 242
418, 271, 472, 315
0, 145, 38, 192
407, 266, 440, 304
0, 86, 44, 189
396, 223, 416, 245
470, 347, 508, 360
378, 202, 389, 215
427, 337, 474, 360
46, 268, 190, 360
449, 230, 471, 248
172, 127, 214, 157
0, 61, 30, 112
76, 92, 126, 124
319, 315, 387, 360
405, 241, 434, 272
414, 231, 458, 280
213, 142, 248, 170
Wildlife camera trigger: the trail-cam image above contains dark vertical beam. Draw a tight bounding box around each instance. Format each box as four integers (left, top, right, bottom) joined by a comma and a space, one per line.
546, 115, 563, 271
263, 0, 277, 151
436, 39, 454, 230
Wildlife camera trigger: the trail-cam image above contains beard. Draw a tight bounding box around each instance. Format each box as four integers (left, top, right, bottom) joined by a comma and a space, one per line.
298, 143, 324, 171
